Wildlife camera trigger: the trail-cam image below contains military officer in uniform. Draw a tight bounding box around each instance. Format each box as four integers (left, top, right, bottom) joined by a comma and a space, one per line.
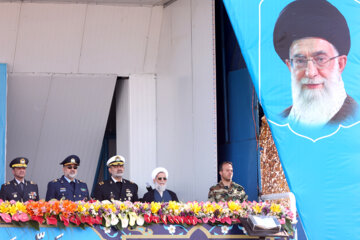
0, 157, 39, 202
208, 161, 248, 203
93, 155, 138, 202
45, 155, 89, 201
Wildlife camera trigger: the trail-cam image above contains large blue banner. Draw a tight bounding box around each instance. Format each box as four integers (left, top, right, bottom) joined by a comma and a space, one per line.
0, 64, 6, 185
223, 0, 360, 239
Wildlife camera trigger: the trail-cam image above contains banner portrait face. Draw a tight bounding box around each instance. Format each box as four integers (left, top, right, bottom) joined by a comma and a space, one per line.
261, 0, 360, 140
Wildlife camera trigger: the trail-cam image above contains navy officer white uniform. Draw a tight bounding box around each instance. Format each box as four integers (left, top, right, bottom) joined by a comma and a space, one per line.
45, 155, 89, 201
0, 157, 39, 202
93, 155, 138, 202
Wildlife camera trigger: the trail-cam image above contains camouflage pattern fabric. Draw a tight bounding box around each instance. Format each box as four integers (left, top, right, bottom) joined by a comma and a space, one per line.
208, 181, 248, 203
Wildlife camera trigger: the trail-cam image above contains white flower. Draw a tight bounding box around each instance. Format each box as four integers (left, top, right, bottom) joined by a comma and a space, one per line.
104, 227, 111, 234
221, 226, 229, 234
104, 215, 111, 227
118, 213, 129, 228
136, 215, 144, 226
168, 225, 176, 234
101, 200, 111, 205
128, 212, 137, 226
110, 213, 119, 226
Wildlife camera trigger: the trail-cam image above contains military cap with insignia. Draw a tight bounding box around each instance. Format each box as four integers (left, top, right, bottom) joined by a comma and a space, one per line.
106, 155, 125, 167
60, 155, 80, 166
9, 157, 29, 168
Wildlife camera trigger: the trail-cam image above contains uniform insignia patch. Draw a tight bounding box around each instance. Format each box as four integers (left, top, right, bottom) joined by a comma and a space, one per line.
12, 192, 17, 198
81, 188, 86, 192
53, 179, 58, 182
60, 188, 66, 192
99, 181, 104, 185
29, 192, 37, 199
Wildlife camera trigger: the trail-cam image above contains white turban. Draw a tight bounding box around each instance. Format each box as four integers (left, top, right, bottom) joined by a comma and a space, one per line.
151, 167, 168, 180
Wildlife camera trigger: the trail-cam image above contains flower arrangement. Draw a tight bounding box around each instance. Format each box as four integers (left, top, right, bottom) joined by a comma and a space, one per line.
0, 199, 294, 233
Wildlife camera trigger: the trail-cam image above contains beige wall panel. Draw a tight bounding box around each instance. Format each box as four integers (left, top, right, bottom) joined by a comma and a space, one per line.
156, 0, 216, 201
6, 73, 52, 180
0, 3, 20, 71
79, 5, 151, 74
191, 0, 217, 202
128, 74, 156, 198
156, 0, 194, 202
143, 6, 163, 73
13, 3, 86, 73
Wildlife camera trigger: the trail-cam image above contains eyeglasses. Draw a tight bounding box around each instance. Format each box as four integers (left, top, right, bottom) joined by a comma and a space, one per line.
67, 166, 78, 170
290, 55, 339, 70
157, 177, 167, 181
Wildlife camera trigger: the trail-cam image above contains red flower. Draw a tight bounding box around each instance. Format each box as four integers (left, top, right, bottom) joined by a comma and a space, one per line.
93, 216, 102, 225
161, 215, 167, 224
190, 216, 200, 225
184, 216, 191, 225
46, 216, 58, 226
31, 215, 44, 224
81, 215, 93, 226
151, 215, 160, 224
0, 213, 12, 223
168, 215, 174, 224
60, 215, 70, 226
144, 214, 152, 223
70, 215, 81, 225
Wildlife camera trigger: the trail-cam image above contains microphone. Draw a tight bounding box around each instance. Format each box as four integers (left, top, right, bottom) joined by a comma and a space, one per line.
146, 182, 153, 192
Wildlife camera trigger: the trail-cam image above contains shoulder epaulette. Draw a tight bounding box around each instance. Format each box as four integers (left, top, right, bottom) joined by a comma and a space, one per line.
5, 181, 10, 185
52, 179, 58, 183
99, 181, 104, 186
30, 181, 36, 184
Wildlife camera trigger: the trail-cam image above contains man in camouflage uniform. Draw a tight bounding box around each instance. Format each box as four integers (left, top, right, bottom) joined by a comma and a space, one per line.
208, 161, 247, 202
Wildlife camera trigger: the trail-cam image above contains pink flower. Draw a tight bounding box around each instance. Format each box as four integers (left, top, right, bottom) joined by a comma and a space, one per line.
12, 214, 20, 222
18, 213, 29, 222
0, 213, 12, 223
202, 217, 209, 223
279, 218, 285, 225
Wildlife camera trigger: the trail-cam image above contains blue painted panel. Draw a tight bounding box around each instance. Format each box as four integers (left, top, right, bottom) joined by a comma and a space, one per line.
0, 64, 6, 184
218, 69, 259, 201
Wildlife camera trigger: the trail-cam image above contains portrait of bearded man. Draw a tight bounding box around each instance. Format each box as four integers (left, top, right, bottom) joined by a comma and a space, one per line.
273, 0, 358, 126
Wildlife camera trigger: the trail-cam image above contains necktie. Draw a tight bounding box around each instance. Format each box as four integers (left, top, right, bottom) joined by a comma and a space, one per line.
70, 181, 75, 193
19, 182, 24, 197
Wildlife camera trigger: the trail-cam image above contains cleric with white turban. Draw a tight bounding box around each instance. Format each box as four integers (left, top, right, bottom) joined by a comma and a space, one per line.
142, 167, 179, 202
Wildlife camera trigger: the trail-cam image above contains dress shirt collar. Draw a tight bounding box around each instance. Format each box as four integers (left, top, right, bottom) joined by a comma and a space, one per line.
64, 176, 75, 183
111, 176, 122, 183
15, 178, 24, 185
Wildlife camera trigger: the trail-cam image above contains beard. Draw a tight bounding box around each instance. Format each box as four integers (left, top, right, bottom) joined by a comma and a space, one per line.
289, 62, 347, 126
155, 182, 167, 193
112, 172, 123, 178
68, 172, 77, 179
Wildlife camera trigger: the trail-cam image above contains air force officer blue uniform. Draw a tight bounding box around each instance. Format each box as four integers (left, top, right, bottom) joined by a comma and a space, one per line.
0, 157, 39, 202
45, 155, 89, 201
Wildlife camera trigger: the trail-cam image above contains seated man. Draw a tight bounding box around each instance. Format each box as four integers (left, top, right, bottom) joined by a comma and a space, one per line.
0, 157, 39, 202
208, 161, 247, 203
45, 155, 89, 201
93, 155, 138, 202
142, 167, 179, 202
